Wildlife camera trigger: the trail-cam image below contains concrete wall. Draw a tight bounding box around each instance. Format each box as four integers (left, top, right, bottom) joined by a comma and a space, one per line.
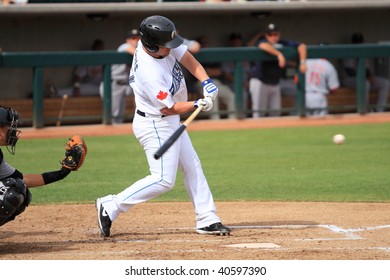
1, 7, 390, 98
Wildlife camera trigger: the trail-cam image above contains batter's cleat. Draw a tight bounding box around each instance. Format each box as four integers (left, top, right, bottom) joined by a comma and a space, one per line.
196, 222, 231, 236
96, 199, 112, 237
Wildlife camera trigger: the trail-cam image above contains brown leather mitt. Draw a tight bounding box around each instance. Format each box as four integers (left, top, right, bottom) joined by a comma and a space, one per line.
61, 134, 87, 171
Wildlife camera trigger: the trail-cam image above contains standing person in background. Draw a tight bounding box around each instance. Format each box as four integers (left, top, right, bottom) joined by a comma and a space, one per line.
246, 30, 264, 48
249, 23, 307, 118
342, 32, 389, 112
100, 29, 140, 124
96, 15, 231, 238
305, 57, 340, 116
247, 29, 298, 115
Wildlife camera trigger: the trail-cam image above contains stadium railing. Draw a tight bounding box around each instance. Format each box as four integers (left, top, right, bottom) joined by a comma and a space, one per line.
1, 44, 389, 128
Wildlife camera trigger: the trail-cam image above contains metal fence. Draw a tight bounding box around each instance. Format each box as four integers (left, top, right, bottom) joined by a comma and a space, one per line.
1, 44, 389, 127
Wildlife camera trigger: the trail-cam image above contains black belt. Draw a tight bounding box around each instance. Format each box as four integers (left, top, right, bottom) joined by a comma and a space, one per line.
137, 110, 165, 118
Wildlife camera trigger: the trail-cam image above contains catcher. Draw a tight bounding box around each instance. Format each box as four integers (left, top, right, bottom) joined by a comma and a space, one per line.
0, 105, 87, 227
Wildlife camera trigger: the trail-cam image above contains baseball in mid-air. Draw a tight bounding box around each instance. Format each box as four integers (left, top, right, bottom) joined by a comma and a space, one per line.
333, 134, 345, 145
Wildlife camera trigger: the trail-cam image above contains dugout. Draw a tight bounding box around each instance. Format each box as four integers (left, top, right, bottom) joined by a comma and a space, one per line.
1, 1, 390, 126
2, 1, 390, 99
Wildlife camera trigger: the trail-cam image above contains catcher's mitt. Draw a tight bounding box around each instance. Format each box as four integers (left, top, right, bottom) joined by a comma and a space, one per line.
61, 134, 87, 171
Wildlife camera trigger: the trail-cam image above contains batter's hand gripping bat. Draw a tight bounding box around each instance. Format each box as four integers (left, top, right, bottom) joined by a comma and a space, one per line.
154, 105, 203, 160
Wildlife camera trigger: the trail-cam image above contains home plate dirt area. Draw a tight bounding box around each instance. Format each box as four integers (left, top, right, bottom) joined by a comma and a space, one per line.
1, 113, 390, 260
1, 201, 390, 260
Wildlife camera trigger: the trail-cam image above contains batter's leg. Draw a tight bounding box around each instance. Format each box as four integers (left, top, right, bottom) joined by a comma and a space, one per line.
99, 116, 181, 222
178, 130, 220, 229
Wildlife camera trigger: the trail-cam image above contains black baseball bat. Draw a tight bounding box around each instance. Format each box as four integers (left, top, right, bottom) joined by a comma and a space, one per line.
154, 105, 203, 160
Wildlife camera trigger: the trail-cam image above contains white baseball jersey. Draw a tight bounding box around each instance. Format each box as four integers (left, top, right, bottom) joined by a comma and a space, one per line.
98, 41, 221, 229
305, 59, 340, 116
129, 41, 188, 116
305, 59, 339, 94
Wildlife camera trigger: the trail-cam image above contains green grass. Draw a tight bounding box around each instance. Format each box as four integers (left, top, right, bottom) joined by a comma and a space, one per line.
7, 122, 390, 204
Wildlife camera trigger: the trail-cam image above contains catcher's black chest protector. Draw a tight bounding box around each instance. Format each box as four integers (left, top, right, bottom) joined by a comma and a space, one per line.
0, 178, 31, 227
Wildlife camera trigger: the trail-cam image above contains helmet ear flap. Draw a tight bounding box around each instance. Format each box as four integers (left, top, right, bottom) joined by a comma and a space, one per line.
141, 38, 159, 53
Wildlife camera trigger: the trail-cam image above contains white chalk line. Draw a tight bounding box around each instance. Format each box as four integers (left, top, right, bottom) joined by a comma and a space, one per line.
228, 224, 390, 254
228, 224, 390, 241
347, 225, 390, 232
87, 223, 390, 243
80, 224, 390, 256
39, 224, 388, 258
373, 247, 390, 253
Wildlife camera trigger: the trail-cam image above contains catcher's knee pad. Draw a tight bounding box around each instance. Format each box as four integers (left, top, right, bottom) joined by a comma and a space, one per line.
0, 178, 29, 226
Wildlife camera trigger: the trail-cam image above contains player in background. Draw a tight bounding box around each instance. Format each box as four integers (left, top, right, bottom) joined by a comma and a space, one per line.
249, 23, 307, 118
343, 32, 389, 112
100, 29, 140, 124
96, 15, 231, 237
305, 56, 340, 116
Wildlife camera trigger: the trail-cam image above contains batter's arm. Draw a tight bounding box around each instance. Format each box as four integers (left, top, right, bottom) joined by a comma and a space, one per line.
179, 51, 209, 82
160, 101, 197, 116
160, 51, 214, 116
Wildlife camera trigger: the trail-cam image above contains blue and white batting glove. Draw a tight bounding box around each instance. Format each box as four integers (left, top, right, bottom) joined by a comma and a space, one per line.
202, 78, 218, 100
194, 97, 213, 112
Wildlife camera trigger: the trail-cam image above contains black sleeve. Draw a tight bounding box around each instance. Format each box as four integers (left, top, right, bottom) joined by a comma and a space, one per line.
42, 167, 71, 185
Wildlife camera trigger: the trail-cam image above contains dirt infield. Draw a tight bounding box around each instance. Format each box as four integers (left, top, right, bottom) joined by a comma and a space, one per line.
1, 202, 390, 260
1, 113, 390, 260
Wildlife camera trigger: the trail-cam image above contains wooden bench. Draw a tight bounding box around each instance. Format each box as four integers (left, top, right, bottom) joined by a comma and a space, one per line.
281, 87, 390, 114
1, 87, 388, 127
0, 94, 201, 127
0, 96, 136, 127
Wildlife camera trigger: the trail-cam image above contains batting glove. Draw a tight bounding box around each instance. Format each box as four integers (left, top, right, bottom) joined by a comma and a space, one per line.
202, 78, 218, 100
194, 97, 213, 112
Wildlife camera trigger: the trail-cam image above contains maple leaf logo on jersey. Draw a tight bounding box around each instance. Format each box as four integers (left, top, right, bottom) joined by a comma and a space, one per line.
156, 90, 168, 100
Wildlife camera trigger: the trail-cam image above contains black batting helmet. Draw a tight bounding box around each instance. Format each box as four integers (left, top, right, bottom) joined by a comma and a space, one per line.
139, 15, 183, 53
0, 106, 21, 155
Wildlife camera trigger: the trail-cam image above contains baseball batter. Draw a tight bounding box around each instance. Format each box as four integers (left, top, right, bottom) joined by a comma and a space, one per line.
96, 15, 231, 237
305, 58, 340, 116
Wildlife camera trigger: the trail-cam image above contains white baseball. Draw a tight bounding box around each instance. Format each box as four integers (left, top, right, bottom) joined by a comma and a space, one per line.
333, 134, 345, 145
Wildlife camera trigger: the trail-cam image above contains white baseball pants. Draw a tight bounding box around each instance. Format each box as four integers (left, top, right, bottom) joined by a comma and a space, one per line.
99, 113, 221, 229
